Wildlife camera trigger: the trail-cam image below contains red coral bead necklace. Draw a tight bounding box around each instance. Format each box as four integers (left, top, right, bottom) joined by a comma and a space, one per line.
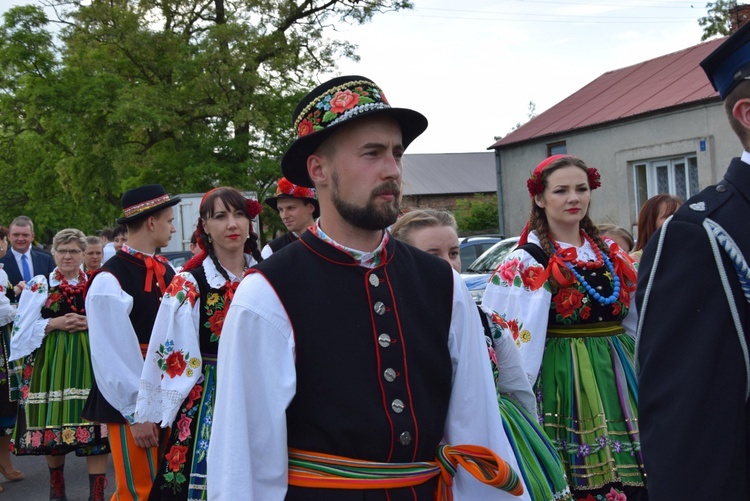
54, 269, 86, 314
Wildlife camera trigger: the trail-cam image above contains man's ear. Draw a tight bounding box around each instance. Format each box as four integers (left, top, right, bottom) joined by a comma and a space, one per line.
308, 154, 326, 187
732, 98, 750, 130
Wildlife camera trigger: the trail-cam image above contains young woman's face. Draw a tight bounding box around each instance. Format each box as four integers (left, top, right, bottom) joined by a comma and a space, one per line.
535, 165, 590, 237
408, 225, 461, 273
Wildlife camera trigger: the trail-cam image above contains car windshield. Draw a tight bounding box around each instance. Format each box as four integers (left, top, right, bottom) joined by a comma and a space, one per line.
466, 238, 520, 273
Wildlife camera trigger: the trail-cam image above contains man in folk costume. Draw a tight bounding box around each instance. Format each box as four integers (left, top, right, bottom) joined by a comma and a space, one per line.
637, 21, 750, 500
260, 176, 320, 258
207, 76, 528, 500
84, 185, 179, 500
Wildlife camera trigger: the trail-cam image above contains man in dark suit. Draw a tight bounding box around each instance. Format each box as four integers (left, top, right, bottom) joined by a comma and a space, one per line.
0, 216, 55, 298
637, 21, 750, 500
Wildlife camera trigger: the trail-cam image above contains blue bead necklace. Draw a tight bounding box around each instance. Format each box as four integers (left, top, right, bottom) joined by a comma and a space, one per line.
555, 233, 621, 305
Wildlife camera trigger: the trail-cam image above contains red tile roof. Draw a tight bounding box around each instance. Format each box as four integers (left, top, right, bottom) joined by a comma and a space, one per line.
490, 37, 725, 149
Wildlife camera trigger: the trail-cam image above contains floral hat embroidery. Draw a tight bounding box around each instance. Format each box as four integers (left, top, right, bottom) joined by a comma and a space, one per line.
280, 75, 428, 188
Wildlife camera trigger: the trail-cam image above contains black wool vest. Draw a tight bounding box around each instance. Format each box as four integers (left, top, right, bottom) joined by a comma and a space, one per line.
254, 231, 455, 501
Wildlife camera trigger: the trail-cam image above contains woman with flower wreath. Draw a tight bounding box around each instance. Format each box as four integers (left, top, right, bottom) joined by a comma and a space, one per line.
136, 187, 262, 500
482, 155, 646, 501
9, 228, 109, 501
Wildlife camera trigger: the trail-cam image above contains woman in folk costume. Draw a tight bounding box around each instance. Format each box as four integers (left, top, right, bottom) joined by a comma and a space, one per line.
137, 187, 262, 500
10, 228, 109, 501
482, 155, 646, 500
391, 209, 571, 501
0, 227, 24, 490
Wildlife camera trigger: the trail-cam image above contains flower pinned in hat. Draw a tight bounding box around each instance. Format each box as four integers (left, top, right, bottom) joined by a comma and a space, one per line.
265, 177, 320, 219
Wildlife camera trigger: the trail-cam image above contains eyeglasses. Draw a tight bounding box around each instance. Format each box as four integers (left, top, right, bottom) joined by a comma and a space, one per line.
55, 249, 82, 256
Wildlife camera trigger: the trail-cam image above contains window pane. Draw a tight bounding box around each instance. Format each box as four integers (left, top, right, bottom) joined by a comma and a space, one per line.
548, 142, 567, 155
635, 163, 648, 209
674, 161, 687, 201
688, 157, 699, 197
656, 165, 669, 193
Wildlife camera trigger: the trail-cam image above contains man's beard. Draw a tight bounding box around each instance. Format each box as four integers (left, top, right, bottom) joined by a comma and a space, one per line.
331, 172, 401, 231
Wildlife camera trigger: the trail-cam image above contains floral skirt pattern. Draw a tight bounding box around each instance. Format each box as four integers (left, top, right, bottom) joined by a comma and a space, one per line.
150, 362, 216, 500
11, 329, 109, 456
539, 331, 646, 497
0, 323, 20, 435
500, 395, 572, 501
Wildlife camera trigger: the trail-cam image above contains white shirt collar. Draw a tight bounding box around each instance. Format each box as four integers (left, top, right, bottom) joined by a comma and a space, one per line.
741, 150, 750, 165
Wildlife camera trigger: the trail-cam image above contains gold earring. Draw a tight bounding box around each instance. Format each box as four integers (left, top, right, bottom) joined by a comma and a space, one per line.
208, 235, 212, 243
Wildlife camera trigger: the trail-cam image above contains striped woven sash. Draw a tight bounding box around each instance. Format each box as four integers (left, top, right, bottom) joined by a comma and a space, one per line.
288, 444, 524, 499
547, 321, 624, 338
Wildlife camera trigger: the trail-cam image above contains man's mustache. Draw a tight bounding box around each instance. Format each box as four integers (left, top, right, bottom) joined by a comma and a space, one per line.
371, 182, 401, 199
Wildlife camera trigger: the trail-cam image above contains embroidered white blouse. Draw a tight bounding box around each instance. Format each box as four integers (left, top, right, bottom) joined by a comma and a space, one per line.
481, 231, 638, 387
10, 270, 85, 362
136, 255, 255, 426
0, 267, 16, 328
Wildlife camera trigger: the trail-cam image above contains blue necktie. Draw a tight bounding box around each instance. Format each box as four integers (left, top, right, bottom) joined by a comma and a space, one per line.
21, 254, 31, 282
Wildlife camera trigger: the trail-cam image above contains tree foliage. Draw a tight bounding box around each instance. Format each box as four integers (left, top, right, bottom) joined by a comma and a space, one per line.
453, 194, 499, 234
698, 0, 739, 41
0, 0, 412, 241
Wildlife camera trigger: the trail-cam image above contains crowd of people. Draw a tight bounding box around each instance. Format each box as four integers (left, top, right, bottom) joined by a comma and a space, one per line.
0, 21, 747, 501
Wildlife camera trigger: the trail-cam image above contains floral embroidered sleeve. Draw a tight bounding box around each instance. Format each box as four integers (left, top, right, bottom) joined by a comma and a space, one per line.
481, 248, 552, 386
9, 274, 51, 362
136, 272, 202, 426
0, 269, 15, 327
480, 305, 538, 416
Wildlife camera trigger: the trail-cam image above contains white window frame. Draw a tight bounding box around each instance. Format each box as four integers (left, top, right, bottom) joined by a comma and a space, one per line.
633, 154, 699, 208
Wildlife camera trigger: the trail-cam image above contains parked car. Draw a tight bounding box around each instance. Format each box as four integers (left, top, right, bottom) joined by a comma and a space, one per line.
461, 236, 520, 304
458, 234, 502, 272
160, 250, 194, 271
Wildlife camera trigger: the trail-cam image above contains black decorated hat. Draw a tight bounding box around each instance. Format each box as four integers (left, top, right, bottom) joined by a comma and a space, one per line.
265, 177, 320, 219
116, 184, 181, 224
280, 75, 428, 187
701, 21, 750, 99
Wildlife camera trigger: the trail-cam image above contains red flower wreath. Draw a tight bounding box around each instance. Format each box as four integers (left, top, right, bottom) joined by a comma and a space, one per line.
245, 199, 262, 219
587, 167, 601, 190
526, 173, 545, 197
526, 167, 601, 197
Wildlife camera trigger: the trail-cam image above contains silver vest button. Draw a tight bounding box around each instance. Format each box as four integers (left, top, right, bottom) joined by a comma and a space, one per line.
391, 399, 404, 413
384, 368, 397, 382
374, 301, 386, 315
369, 274, 380, 287
399, 431, 412, 446
378, 333, 391, 347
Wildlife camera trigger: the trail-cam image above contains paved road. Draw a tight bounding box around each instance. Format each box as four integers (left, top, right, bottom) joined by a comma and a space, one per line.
1, 453, 116, 500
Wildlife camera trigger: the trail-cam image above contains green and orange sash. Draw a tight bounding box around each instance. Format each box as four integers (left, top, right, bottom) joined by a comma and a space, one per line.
288, 444, 524, 499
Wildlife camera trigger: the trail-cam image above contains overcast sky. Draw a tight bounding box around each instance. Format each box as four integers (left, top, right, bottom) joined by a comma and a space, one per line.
2, 0, 711, 153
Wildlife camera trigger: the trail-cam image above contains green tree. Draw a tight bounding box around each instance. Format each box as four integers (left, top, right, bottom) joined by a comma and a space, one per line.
0, 0, 412, 240
453, 194, 499, 234
698, 0, 740, 41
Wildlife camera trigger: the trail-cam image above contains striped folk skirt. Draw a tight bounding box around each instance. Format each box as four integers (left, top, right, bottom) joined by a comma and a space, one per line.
539, 327, 647, 499
11, 329, 109, 456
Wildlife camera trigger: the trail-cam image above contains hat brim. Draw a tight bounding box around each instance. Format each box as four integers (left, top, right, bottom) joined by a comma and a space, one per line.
116, 196, 181, 224
265, 194, 320, 219
281, 107, 428, 188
